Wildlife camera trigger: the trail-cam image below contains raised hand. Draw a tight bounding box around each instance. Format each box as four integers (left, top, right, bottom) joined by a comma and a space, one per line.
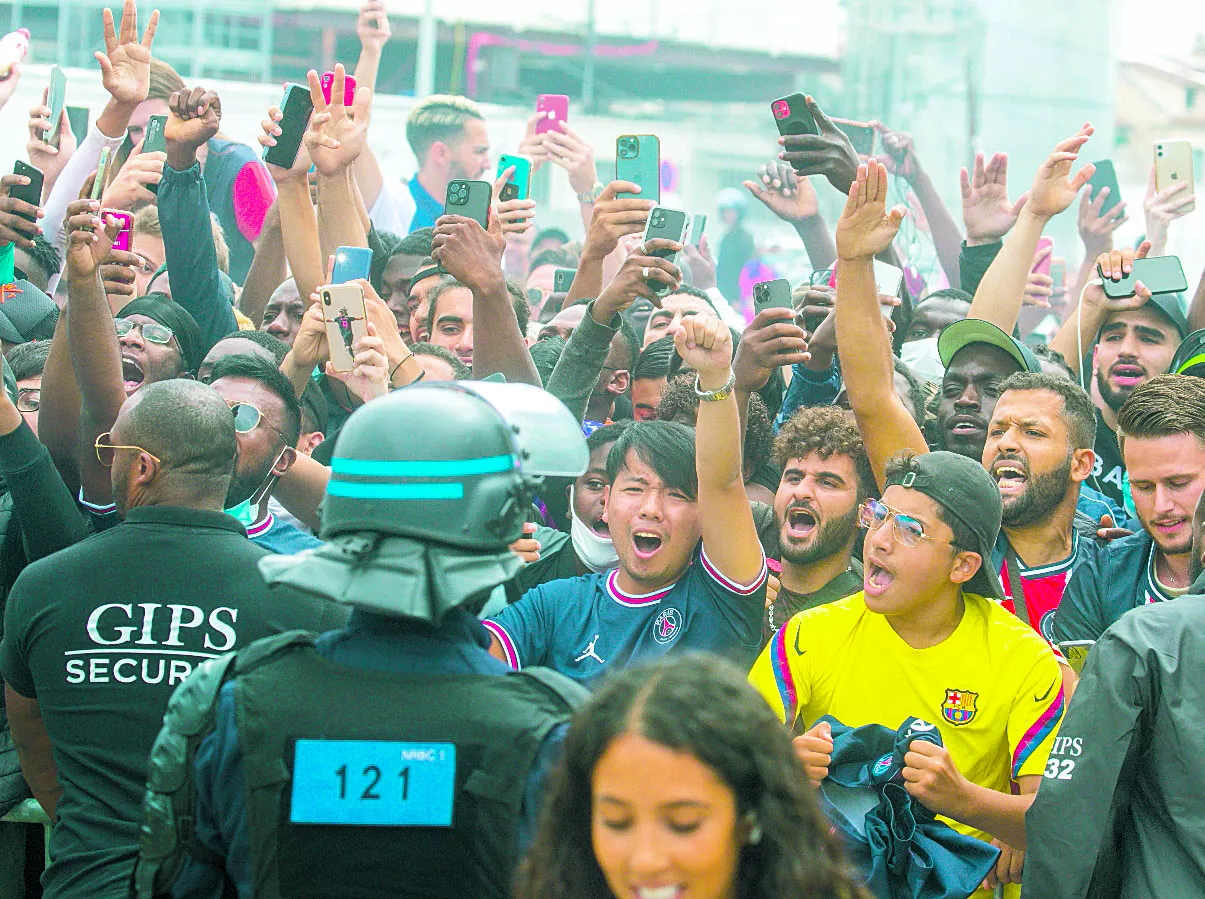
304, 65, 372, 176
102, 140, 164, 209
873, 121, 920, 181
1023, 243, 1054, 308
94, 0, 159, 106
165, 87, 221, 169
291, 301, 331, 373
259, 105, 318, 184
732, 308, 809, 393
355, 0, 392, 55
27, 90, 77, 187
431, 215, 505, 294
542, 123, 599, 195
0, 173, 43, 249
64, 195, 122, 279
1143, 164, 1195, 255
1025, 124, 1096, 219
835, 162, 907, 262
961, 152, 1028, 245
673, 310, 732, 384
744, 161, 820, 223
493, 165, 536, 236
778, 95, 861, 194
515, 114, 550, 175
1077, 185, 1128, 257
325, 320, 390, 403
1083, 240, 1154, 312
595, 242, 683, 319
581, 181, 654, 262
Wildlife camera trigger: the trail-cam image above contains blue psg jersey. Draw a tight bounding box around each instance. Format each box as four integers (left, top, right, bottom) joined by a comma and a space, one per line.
485, 548, 767, 689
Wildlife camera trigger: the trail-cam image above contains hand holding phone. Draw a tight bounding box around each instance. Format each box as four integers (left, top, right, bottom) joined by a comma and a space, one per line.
106, 210, 134, 252
753, 279, 791, 315
536, 94, 569, 135
771, 93, 818, 137
496, 154, 531, 202
263, 84, 314, 170
1098, 255, 1188, 299
641, 207, 689, 297
616, 135, 661, 202
320, 283, 368, 372
1155, 141, 1195, 214
9, 161, 44, 225
332, 246, 373, 284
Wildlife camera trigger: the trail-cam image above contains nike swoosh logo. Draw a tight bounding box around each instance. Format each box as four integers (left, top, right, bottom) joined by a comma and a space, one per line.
793, 627, 806, 656
1034, 680, 1056, 703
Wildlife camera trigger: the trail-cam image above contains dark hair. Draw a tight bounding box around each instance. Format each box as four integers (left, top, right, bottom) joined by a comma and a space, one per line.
606, 420, 697, 499
207, 353, 302, 447
214, 329, 290, 365
1030, 343, 1074, 380
892, 357, 929, 426
655, 374, 774, 477
6, 340, 51, 381
528, 246, 579, 276
426, 280, 469, 337
410, 342, 472, 379
884, 451, 976, 550
774, 406, 876, 501
616, 320, 641, 372
633, 335, 676, 381
663, 283, 718, 313
505, 279, 532, 335
998, 371, 1096, 450
398, 227, 434, 258
916, 287, 971, 308
528, 336, 567, 388
514, 655, 864, 899
299, 382, 329, 436
123, 379, 236, 490
532, 227, 571, 249
586, 420, 634, 454
24, 235, 62, 278
1117, 373, 1205, 444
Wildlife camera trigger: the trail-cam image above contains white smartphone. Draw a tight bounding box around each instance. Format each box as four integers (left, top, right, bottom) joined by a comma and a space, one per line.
874, 260, 904, 299
1154, 140, 1195, 214
319, 283, 368, 372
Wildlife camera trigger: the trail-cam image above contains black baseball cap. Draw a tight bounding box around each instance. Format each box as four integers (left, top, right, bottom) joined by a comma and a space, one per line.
0, 281, 58, 345
883, 451, 1005, 599
938, 319, 1042, 374
1144, 293, 1189, 338
1171, 328, 1205, 377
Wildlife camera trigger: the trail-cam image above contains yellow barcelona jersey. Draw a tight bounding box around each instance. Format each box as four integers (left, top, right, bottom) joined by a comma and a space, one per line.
749, 590, 1064, 854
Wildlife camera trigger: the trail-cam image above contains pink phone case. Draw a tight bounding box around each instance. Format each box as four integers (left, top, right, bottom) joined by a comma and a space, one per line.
321, 72, 356, 107
1033, 237, 1054, 277
536, 94, 569, 134
106, 210, 133, 252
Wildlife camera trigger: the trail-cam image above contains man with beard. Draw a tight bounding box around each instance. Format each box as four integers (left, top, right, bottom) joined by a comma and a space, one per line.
764, 406, 873, 642
984, 372, 1098, 640
205, 354, 320, 554
1053, 375, 1205, 642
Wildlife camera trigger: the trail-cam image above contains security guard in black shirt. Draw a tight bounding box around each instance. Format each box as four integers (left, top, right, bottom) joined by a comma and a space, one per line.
133, 382, 591, 899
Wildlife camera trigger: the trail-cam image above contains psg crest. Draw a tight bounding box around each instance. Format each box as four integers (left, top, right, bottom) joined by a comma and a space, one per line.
941, 689, 978, 726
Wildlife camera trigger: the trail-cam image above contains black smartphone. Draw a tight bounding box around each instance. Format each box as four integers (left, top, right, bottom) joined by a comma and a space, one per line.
1099, 255, 1188, 299
1088, 159, 1122, 215
66, 106, 90, 146
616, 134, 661, 202
835, 119, 876, 156
771, 92, 818, 137
445, 179, 492, 228
263, 83, 314, 169
143, 114, 168, 154
753, 279, 792, 315
553, 268, 576, 293
641, 206, 689, 297
11, 161, 44, 221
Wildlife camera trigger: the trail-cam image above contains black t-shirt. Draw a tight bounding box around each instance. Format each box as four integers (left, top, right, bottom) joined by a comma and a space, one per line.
0, 505, 347, 899
1090, 409, 1127, 511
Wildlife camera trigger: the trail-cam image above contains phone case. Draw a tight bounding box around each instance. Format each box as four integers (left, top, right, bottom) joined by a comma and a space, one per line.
1032, 238, 1054, 277
105, 210, 134, 252
143, 115, 168, 154
536, 94, 569, 135
1087, 159, 1122, 214
91, 146, 112, 201
320, 72, 357, 108
496, 154, 531, 201
66, 106, 89, 147
11, 161, 43, 221
753, 279, 791, 314
1155, 140, 1195, 213
444, 180, 491, 228
45, 65, 66, 149
553, 268, 576, 293
332, 246, 374, 284
263, 84, 314, 169
641, 207, 689, 297
689, 214, 707, 246
873, 260, 904, 298
1099, 255, 1188, 299
771, 92, 818, 137
834, 119, 875, 156
320, 283, 368, 372
616, 134, 660, 202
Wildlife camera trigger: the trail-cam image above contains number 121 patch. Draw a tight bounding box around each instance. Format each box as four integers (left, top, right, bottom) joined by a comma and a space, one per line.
290, 740, 456, 827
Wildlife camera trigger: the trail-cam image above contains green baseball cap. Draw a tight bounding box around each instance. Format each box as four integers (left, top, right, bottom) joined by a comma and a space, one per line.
1171, 328, 1205, 377
883, 451, 1005, 600
937, 319, 1042, 374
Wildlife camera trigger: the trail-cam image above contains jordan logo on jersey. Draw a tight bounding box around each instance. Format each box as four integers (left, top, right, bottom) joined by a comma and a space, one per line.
941, 689, 978, 726
652, 608, 682, 645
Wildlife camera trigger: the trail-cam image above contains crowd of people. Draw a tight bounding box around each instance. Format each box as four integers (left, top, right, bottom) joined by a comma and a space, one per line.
0, 1, 1200, 897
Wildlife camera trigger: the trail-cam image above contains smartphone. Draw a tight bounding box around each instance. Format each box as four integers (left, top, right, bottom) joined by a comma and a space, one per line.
10, 161, 43, 221
320, 71, 357, 108
106, 210, 134, 252
91, 146, 112, 201
1033, 237, 1054, 277
263, 84, 314, 170
319, 283, 368, 372
444, 179, 492, 229
66, 105, 90, 146
1099, 255, 1188, 299
332, 246, 373, 284
873, 260, 904, 299
834, 118, 875, 157
44, 65, 66, 148
496, 153, 531, 202
771, 92, 818, 137
143, 114, 168, 154
1051, 259, 1067, 295
1087, 159, 1122, 215
535, 94, 569, 135
1057, 640, 1094, 675
753, 279, 792, 315
641, 206, 689, 297
553, 268, 576, 293
689, 214, 707, 247
1155, 140, 1195, 213
616, 134, 660, 202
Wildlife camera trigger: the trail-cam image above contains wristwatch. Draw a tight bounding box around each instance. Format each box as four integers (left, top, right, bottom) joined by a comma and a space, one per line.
576, 181, 605, 204
694, 369, 736, 403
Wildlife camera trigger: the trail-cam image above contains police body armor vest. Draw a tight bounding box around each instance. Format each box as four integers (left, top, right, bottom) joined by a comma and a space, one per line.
133, 630, 587, 899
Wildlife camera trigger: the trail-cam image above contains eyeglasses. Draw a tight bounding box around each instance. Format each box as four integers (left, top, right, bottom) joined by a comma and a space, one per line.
229, 402, 288, 444
809, 268, 835, 288
94, 432, 161, 467
16, 388, 39, 413
858, 498, 953, 548
116, 318, 174, 345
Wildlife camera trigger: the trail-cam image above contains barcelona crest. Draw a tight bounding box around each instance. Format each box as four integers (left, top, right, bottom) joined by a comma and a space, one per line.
941, 689, 978, 726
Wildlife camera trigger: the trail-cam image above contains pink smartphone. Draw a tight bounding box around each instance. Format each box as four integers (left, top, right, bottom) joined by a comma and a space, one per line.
106, 210, 134, 252
536, 94, 569, 134
1033, 237, 1054, 277
320, 72, 356, 107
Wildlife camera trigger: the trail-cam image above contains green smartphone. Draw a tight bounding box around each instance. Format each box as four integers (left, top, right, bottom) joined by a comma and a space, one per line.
616, 134, 660, 202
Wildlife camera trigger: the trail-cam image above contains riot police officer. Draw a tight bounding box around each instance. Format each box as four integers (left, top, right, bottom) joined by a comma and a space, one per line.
133, 381, 591, 899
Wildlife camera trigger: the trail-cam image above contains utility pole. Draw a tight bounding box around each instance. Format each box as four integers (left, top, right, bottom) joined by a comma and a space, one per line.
416, 0, 436, 98
583, 0, 597, 112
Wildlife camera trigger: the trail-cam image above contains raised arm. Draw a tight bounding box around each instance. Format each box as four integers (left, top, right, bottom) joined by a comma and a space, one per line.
1142, 164, 1194, 258
306, 66, 371, 267
238, 199, 287, 327
567, 181, 653, 305
834, 162, 927, 487
351, 0, 391, 210
744, 162, 836, 271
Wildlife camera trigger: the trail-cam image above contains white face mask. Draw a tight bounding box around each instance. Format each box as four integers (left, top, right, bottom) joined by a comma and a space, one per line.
900, 336, 944, 383
569, 486, 618, 573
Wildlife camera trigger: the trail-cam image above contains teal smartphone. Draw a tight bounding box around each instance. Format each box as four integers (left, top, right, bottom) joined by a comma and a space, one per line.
1099, 255, 1188, 299
616, 134, 660, 202
1087, 159, 1122, 215
332, 246, 373, 284
44, 65, 67, 148
497, 154, 531, 201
